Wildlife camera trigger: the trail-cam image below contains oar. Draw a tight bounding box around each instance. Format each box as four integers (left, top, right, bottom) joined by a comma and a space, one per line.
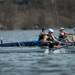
44, 41, 75, 54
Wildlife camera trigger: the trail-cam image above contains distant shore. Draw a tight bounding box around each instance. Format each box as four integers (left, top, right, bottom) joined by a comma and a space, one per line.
0, 25, 74, 30
0, 0, 75, 30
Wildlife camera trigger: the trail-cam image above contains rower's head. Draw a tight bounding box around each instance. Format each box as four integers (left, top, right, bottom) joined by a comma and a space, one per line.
48, 28, 54, 34
59, 27, 64, 32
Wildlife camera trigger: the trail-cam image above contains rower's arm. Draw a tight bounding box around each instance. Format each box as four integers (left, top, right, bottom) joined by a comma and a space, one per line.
52, 35, 58, 42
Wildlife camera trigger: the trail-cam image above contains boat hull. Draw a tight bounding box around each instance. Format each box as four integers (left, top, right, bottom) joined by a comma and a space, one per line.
0, 41, 74, 47
0, 41, 48, 47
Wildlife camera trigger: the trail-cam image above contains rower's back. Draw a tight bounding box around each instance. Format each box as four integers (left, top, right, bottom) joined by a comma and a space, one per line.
39, 32, 48, 42
38, 28, 48, 42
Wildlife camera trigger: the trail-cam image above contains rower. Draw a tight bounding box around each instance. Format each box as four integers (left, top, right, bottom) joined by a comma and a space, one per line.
38, 28, 48, 42
47, 28, 61, 48
58, 27, 72, 42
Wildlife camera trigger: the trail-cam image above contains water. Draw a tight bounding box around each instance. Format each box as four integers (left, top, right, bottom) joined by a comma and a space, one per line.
0, 29, 75, 75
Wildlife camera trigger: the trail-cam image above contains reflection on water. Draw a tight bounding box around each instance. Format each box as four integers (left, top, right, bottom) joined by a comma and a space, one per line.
0, 30, 75, 75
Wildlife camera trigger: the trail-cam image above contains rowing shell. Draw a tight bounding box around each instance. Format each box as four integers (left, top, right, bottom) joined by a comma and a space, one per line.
0, 41, 48, 47
0, 40, 75, 47
0, 40, 74, 53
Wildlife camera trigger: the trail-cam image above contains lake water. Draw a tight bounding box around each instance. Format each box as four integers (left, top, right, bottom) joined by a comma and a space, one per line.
0, 29, 75, 75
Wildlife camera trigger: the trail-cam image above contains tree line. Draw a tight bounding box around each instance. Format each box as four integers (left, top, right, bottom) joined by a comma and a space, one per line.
0, 0, 75, 30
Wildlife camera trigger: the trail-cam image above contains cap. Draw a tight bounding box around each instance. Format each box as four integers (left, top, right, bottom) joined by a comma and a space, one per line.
59, 27, 64, 30
48, 28, 54, 33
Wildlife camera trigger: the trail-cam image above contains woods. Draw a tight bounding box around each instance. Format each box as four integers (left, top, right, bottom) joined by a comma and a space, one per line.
0, 0, 75, 30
